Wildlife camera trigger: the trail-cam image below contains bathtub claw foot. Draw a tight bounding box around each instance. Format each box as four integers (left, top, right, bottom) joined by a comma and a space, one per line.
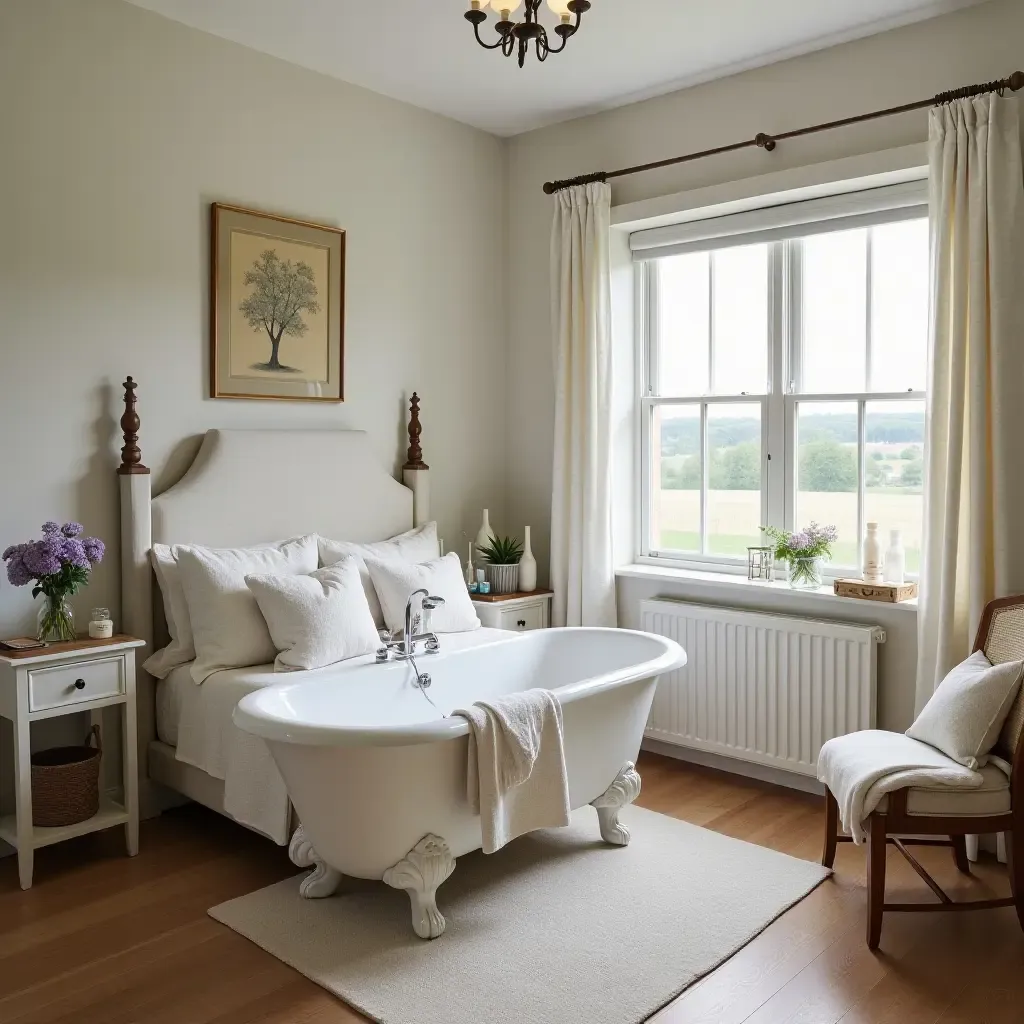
383, 834, 455, 939
289, 825, 342, 898
591, 762, 642, 846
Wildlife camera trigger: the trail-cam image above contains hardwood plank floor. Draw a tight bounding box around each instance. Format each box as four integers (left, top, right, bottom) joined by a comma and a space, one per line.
1, 751, 1022, 1023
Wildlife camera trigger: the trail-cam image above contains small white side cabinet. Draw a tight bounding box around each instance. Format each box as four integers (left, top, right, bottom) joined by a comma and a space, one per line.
472, 589, 553, 632
0, 635, 144, 889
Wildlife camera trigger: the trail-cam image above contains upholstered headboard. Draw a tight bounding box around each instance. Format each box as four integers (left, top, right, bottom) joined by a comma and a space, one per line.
116, 378, 430, 814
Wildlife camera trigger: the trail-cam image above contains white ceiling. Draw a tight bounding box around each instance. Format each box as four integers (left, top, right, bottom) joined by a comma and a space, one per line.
126, 0, 983, 136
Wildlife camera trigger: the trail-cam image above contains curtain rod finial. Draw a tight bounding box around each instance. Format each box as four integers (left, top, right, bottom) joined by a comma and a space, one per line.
543, 181, 557, 194
1009, 71, 1024, 93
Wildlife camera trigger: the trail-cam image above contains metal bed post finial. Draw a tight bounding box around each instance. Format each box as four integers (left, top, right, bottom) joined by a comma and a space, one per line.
118, 376, 150, 476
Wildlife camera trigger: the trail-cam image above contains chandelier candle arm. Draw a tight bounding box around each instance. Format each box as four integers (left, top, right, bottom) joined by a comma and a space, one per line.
464, 0, 590, 67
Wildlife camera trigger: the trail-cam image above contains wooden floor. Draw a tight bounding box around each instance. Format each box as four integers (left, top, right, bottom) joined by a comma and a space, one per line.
2, 751, 1022, 1023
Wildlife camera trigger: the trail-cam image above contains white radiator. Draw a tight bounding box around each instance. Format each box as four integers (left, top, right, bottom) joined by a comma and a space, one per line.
641, 599, 883, 778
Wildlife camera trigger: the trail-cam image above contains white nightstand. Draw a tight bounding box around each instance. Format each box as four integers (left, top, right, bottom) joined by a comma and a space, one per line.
472, 589, 553, 632
0, 634, 144, 889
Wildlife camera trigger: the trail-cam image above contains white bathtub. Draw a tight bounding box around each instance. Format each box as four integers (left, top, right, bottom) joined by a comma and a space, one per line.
234, 627, 686, 937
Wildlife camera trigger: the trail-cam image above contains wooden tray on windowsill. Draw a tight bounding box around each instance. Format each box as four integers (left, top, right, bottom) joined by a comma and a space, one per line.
833, 579, 917, 603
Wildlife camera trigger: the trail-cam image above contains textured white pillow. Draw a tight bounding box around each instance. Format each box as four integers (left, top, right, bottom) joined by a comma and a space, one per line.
364, 552, 480, 635
246, 558, 380, 672
317, 522, 440, 627
143, 544, 195, 679
907, 650, 1024, 768
177, 535, 319, 683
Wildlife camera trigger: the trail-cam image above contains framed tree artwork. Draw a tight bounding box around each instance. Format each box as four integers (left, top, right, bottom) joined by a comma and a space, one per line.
210, 203, 345, 401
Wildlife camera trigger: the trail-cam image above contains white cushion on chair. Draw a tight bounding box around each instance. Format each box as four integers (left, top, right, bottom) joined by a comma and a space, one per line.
874, 763, 1011, 817
907, 650, 1024, 769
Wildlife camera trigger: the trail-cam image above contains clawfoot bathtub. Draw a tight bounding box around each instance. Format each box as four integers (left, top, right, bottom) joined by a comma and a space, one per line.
235, 627, 686, 938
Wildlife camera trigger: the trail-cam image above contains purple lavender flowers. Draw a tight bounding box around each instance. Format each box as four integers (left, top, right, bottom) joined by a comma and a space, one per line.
3, 523, 104, 591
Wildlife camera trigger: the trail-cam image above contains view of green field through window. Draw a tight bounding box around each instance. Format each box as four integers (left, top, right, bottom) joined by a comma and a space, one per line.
655, 402, 924, 569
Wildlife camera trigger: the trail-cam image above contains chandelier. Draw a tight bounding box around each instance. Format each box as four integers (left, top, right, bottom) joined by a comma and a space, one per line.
464, 1, 592, 68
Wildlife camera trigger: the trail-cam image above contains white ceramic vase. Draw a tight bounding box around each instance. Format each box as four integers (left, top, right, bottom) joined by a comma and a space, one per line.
863, 522, 883, 584
519, 526, 537, 592
475, 509, 495, 562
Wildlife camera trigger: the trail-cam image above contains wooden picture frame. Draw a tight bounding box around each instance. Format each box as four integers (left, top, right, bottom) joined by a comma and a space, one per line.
210, 203, 345, 402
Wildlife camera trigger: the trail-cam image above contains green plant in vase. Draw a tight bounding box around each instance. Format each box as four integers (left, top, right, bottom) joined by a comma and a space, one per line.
478, 534, 524, 595
761, 522, 837, 590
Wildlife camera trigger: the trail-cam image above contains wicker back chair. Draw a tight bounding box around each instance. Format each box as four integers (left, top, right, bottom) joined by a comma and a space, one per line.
823, 595, 1024, 949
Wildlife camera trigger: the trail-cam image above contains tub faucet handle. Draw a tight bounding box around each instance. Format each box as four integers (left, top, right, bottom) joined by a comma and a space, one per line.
422, 595, 446, 611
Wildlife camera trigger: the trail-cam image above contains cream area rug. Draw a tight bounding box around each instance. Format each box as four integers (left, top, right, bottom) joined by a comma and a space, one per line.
210, 805, 829, 1024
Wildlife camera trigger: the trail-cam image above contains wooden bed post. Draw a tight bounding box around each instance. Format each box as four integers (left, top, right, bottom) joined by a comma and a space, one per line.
403, 393, 430, 527
117, 377, 159, 817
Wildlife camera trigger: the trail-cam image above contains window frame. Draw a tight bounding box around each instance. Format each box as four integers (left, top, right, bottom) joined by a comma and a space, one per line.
638, 212, 928, 579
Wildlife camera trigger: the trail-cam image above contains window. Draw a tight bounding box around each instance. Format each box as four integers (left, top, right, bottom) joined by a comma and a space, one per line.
636, 183, 929, 575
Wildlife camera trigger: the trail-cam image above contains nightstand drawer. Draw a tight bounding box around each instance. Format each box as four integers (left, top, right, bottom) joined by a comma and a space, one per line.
499, 604, 545, 632
28, 656, 125, 712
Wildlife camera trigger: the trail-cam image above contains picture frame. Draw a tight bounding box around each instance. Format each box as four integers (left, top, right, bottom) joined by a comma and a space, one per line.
210, 203, 345, 402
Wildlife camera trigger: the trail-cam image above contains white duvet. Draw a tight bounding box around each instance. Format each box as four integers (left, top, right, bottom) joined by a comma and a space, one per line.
158, 628, 514, 843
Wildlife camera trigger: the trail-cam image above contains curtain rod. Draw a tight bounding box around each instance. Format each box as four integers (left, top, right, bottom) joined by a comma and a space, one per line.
542, 71, 1024, 195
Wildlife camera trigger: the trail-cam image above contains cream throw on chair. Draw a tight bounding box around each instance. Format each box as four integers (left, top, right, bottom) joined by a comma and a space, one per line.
550, 182, 616, 628
916, 93, 1024, 711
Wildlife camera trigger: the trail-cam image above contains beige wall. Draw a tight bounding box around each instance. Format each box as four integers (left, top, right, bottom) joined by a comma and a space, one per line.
0, 0, 507, 639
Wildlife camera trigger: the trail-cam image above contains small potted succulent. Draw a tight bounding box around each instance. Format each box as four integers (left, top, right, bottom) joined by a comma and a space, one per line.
478, 534, 524, 596
3, 522, 105, 641
761, 522, 837, 590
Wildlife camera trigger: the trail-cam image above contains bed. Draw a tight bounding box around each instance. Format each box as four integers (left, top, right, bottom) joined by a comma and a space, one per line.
115, 379, 508, 842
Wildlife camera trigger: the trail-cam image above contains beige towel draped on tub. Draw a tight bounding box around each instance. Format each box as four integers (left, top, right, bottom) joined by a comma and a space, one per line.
453, 689, 571, 854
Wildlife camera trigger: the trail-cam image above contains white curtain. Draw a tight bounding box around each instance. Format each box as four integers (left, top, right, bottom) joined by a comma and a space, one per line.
549, 182, 616, 627
916, 94, 1024, 711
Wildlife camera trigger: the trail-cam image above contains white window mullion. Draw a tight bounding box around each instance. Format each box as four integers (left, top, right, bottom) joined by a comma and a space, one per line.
865, 229, 874, 391
766, 241, 788, 533
857, 399, 866, 573
707, 255, 716, 395
646, 262, 660, 396
699, 403, 709, 554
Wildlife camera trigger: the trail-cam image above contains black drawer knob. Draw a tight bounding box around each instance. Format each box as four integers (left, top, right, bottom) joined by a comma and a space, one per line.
74, 678, 86, 690
517, 619, 527, 627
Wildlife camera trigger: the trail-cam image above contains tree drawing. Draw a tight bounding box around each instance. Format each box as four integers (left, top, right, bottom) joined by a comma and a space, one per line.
238, 249, 320, 371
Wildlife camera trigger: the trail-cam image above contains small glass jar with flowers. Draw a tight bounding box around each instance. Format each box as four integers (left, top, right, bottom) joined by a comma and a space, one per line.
761, 522, 837, 590
3, 522, 105, 642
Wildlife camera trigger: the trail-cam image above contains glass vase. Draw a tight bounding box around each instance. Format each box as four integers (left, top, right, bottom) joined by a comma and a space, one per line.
789, 557, 825, 590
37, 593, 76, 642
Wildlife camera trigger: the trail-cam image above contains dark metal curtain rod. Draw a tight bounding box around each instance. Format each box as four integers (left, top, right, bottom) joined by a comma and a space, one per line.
542, 70, 1024, 195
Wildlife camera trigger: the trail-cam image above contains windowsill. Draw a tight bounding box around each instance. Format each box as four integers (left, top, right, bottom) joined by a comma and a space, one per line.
615, 563, 918, 614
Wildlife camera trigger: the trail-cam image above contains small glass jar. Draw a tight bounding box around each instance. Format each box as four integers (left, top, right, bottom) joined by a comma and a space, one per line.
88, 607, 114, 639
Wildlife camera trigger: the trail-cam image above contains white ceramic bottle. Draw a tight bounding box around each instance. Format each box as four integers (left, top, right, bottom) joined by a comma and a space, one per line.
465, 541, 475, 587
519, 525, 537, 592
863, 522, 883, 584
884, 529, 906, 585
475, 509, 495, 561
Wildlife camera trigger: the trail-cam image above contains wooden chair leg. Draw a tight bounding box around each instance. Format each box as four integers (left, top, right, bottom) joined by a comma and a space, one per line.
866, 813, 887, 950
1007, 830, 1024, 935
822, 789, 839, 868
951, 834, 971, 875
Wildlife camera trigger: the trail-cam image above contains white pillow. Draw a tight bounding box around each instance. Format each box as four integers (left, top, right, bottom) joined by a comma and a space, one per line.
142, 544, 195, 679
245, 558, 380, 672
364, 552, 480, 635
317, 522, 440, 627
177, 535, 319, 683
907, 650, 1024, 768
